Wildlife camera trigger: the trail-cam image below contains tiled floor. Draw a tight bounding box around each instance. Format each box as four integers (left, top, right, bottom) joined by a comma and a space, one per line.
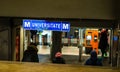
37, 45, 103, 56
37, 45, 110, 66
37, 45, 50, 54
37, 45, 80, 55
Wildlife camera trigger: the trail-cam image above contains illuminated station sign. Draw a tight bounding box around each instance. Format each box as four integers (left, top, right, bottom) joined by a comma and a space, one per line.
23, 19, 70, 32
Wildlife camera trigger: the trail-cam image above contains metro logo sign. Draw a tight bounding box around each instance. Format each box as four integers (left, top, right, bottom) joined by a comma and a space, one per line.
62, 23, 69, 31
24, 22, 30, 27
23, 19, 70, 32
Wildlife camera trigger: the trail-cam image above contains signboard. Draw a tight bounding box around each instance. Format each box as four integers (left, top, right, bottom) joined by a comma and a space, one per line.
113, 36, 118, 41
23, 19, 70, 32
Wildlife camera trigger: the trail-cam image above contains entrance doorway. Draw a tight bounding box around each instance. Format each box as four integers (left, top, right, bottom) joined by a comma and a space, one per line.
23, 27, 112, 66
61, 27, 112, 66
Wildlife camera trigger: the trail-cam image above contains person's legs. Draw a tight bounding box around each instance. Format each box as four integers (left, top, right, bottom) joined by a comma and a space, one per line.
101, 49, 105, 57
104, 51, 107, 57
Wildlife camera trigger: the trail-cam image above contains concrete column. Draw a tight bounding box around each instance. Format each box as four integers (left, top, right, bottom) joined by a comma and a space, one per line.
50, 31, 62, 60
28, 31, 31, 45
117, 21, 120, 68
78, 28, 84, 62
20, 26, 24, 61
111, 29, 118, 67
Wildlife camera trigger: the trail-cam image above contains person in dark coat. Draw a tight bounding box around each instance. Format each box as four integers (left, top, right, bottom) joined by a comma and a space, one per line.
52, 52, 65, 64
85, 50, 103, 66
98, 29, 109, 57
22, 43, 39, 62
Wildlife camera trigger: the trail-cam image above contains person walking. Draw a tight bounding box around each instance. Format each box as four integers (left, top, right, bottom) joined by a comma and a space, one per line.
98, 29, 109, 57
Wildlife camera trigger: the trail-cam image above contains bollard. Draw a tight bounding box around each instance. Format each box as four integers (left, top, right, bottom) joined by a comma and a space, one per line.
78, 45, 83, 62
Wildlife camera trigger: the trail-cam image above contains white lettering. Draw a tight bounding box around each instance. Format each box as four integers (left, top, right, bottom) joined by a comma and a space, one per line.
39, 23, 44, 28
57, 24, 60, 29
32, 23, 37, 27
24, 22, 30, 27
46, 23, 50, 28
62, 24, 69, 29
35, 24, 38, 27
43, 23, 46, 27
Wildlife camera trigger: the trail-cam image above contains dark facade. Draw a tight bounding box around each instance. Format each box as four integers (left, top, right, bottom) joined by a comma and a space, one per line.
0, 0, 119, 68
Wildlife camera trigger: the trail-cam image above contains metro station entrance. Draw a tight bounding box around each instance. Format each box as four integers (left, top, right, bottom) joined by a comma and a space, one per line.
61, 28, 111, 65
21, 19, 114, 66
23, 27, 112, 66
